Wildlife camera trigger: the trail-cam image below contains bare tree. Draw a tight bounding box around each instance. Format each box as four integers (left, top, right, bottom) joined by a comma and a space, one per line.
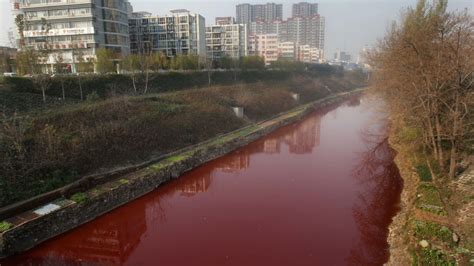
368, 0, 474, 178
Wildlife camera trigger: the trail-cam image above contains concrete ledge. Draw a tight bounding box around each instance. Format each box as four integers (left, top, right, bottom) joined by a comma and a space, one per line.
0, 89, 364, 259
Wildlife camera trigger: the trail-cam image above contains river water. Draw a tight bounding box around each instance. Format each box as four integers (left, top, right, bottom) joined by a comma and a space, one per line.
4, 95, 403, 266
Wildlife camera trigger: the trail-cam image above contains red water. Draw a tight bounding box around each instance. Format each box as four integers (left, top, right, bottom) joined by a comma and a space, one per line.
2, 96, 403, 266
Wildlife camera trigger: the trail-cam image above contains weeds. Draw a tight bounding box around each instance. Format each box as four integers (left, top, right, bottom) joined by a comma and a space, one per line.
70, 193, 87, 204
0, 221, 13, 233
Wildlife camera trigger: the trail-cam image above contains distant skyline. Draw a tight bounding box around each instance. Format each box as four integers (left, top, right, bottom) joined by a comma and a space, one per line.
0, 0, 472, 59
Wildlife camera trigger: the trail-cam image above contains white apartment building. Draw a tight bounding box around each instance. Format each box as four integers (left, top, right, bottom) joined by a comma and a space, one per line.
298, 44, 323, 63
206, 17, 248, 61
128, 10, 206, 57
278, 41, 297, 61
251, 34, 278, 66
12, 0, 131, 73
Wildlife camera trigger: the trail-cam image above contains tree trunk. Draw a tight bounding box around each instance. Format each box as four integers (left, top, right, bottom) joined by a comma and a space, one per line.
61, 79, 65, 100
144, 71, 149, 94
427, 118, 438, 160
42, 87, 46, 103
78, 77, 83, 101
435, 115, 444, 168
132, 75, 137, 94
448, 140, 457, 178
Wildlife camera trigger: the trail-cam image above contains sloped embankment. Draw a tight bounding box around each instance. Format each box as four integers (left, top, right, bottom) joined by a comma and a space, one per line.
387, 128, 474, 265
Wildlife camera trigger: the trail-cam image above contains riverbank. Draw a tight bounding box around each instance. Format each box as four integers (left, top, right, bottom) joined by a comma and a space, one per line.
386, 123, 474, 265
1, 74, 364, 208
0, 89, 363, 259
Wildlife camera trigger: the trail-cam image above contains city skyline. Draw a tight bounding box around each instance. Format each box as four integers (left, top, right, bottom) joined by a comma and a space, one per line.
0, 0, 472, 59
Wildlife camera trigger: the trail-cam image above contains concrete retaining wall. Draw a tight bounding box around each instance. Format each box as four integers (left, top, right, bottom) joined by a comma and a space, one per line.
0, 89, 363, 259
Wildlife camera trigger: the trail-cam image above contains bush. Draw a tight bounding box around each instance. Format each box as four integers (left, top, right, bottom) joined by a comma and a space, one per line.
0, 221, 13, 233
70, 193, 88, 204
416, 164, 433, 181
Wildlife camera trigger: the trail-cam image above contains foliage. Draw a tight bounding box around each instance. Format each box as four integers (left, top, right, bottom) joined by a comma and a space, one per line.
15, 48, 41, 76
270, 59, 305, 71
70, 192, 87, 204
416, 183, 447, 215
368, 0, 474, 178
413, 248, 456, 266
0, 221, 13, 233
412, 220, 454, 246
95, 48, 116, 74
416, 164, 433, 181
241, 56, 265, 70
86, 91, 100, 102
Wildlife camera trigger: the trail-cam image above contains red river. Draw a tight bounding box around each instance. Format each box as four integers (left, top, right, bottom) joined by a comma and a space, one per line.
3, 95, 403, 266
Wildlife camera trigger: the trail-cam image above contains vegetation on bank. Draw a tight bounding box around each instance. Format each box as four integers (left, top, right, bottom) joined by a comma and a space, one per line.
369, 0, 473, 179
0, 69, 365, 208
369, 1, 473, 264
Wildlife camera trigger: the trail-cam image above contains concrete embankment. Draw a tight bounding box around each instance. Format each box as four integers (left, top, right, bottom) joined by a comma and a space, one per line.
0, 89, 363, 259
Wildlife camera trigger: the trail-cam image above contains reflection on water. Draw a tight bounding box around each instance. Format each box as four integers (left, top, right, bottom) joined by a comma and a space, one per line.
3, 96, 402, 266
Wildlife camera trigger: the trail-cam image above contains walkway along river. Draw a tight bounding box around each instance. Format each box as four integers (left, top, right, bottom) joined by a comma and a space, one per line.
3, 95, 403, 265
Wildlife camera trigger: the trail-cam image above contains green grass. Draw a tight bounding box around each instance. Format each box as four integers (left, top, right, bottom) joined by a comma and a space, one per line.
412, 220, 455, 246
416, 183, 447, 216
118, 179, 129, 185
413, 248, 456, 266
70, 192, 87, 204
416, 164, 433, 181
0, 221, 13, 233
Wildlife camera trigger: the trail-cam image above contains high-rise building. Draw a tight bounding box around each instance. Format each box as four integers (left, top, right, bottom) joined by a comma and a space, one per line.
292, 2, 319, 18
249, 20, 282, 35
236, 3, 283, 24
206, 18, 248, 60
128, 10, 206, 57
12, 0, 131, 72
236, 3, 253, 25
280, 16, 325, 52
241, 2, 325, 59
334, 50, 352, 62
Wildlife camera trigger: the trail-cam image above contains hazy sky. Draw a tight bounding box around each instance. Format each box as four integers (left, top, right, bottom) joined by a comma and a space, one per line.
0, 0, 472, 59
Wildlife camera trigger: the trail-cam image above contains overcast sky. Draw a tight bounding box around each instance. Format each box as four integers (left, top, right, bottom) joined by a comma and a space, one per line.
0, 0, 472, 59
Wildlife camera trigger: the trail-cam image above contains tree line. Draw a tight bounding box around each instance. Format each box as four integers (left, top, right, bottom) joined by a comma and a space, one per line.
368, 0, 473, 178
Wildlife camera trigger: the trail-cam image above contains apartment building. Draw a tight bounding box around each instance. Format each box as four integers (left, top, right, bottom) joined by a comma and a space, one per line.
206, 18, 248, 61
129, 9, 206, 57
12, 0, 131, 72
298, 44, 323, 63
248, 20, 282, 35
292, 2, 318, 17
278, 41, 297, 61
240, 2, 325, 57
236, 3, 283, 24
251, 34, 279, 66
280, 15, 325, 51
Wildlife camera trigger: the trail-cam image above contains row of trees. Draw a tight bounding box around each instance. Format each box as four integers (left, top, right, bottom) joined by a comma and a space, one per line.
369, 0, 473, 178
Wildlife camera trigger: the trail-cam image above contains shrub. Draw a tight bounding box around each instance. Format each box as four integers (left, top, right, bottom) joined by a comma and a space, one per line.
70, 193, 87, 204
0, 221, 13, 233
416, 164, 433, 181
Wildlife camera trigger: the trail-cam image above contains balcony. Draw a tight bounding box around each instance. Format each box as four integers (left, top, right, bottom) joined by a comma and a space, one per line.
24, 27, 95, 37
20, 0, 92, 9
26, 12, 93, 21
